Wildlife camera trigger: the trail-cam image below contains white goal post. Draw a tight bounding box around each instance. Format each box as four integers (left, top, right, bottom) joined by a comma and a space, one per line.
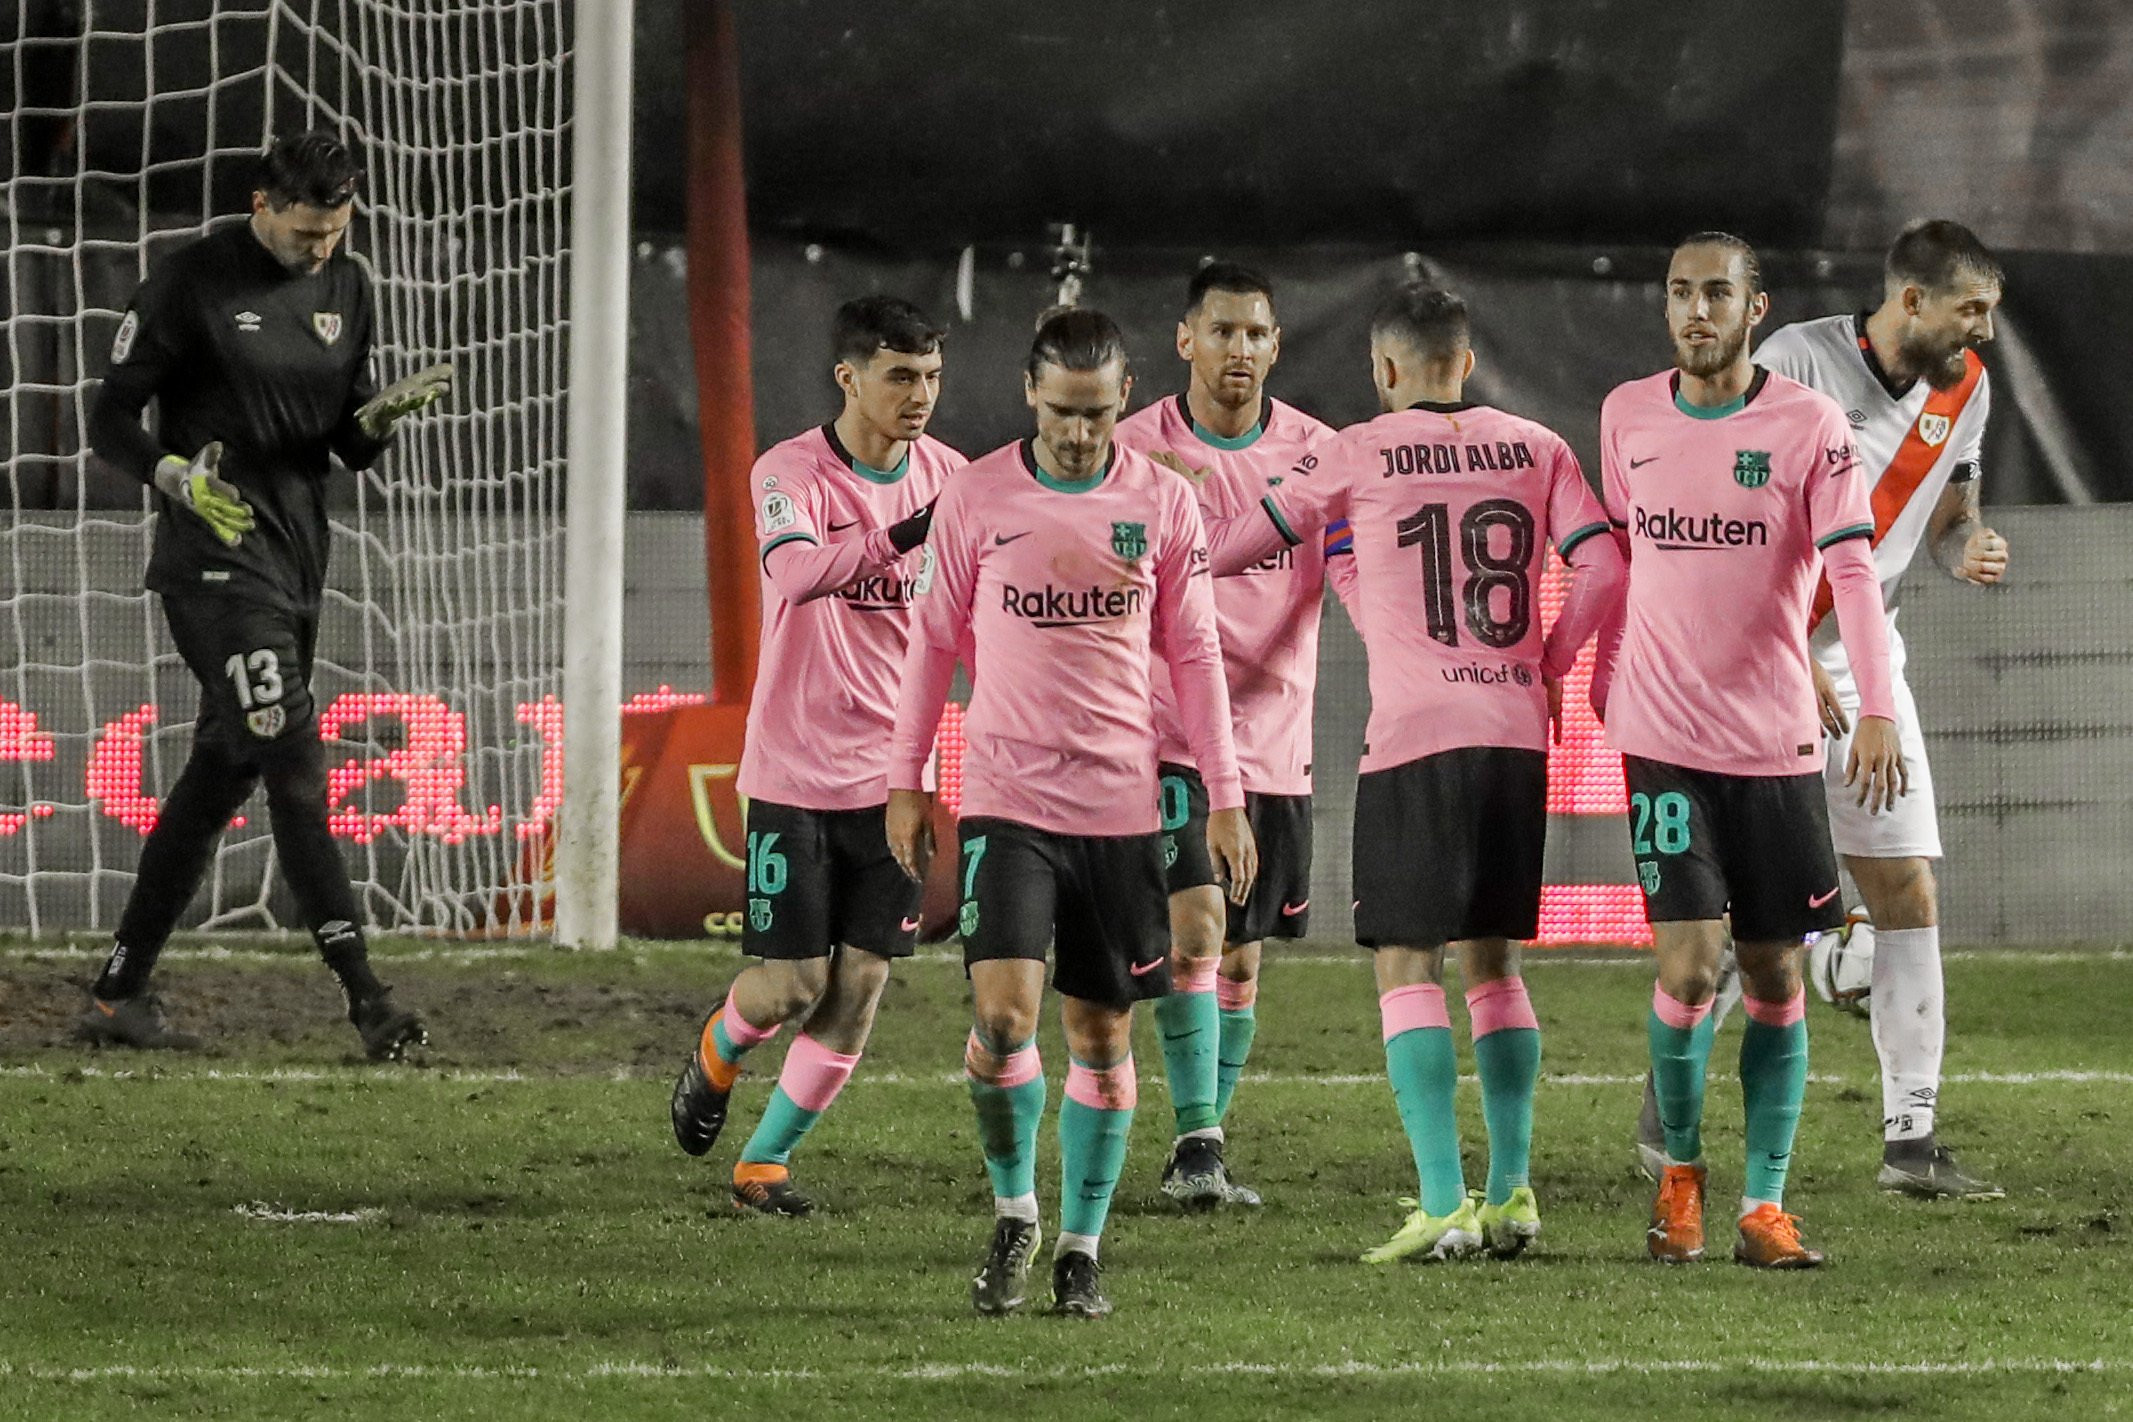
1, 1, 623, 942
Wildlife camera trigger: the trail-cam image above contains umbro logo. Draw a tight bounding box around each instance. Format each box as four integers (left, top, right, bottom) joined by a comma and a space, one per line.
993, 531, 1032, 546
234, 310, 263, 332
1629, 455, 1660, 469
1846, 409, 1868, 426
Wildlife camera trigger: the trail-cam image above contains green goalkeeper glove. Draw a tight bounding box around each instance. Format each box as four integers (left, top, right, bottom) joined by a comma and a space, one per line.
153, 442, 254, 547
356, 362, 456, 440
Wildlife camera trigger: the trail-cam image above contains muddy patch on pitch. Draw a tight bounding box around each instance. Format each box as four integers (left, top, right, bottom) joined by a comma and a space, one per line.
0, 956, 711, 1072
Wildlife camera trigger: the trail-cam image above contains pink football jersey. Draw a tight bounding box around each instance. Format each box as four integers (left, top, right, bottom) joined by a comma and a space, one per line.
1598, 369, 1878, 776
1212, 400, 1614, 772
889, 439, 1243, 837
1113, 394, 1345, 794
737, 424, 962, 810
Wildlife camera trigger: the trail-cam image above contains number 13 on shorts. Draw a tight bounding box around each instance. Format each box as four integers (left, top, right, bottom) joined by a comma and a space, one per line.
223, 648, 283, 708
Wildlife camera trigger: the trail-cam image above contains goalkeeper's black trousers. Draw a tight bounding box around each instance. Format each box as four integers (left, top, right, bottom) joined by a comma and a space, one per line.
94, 594, 382, 1004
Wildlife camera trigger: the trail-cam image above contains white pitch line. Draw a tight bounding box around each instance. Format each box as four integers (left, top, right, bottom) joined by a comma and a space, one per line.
232, 1202, 383, 1225
4, 1064, 2127, 1088
2, 944, 2125, 966
0, 1357, 2118, 1386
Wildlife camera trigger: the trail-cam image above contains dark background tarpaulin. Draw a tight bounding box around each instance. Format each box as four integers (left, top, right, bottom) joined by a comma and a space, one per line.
700, 0, 1849, 249
723, 240, 2117, 511
7, 0, 2132, 504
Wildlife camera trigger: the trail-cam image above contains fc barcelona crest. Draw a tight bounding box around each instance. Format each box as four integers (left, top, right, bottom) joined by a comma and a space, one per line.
1111, 521, 1147, 562
1917, 412, 1951, 447
312, 311, 343, 345
1732, 449, 1772, 489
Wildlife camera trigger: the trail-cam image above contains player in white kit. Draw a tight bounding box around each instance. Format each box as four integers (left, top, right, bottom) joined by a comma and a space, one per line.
1636, 220, 2007, 1200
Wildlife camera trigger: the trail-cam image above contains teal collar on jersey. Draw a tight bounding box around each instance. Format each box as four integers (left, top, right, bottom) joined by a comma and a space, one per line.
1174, 392, 1270, 451
821, 421, 910, 484
1020, 438, 1111, 493
1670, 367, 1769, 420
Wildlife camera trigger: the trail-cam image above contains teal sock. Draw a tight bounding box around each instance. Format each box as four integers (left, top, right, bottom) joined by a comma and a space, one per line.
968, 1043, 1045, 1200
1384, 1026, 1464, 1216
1154, 984, 1219, 1135
1059, 1059, 1136, 1239
738, 1087, 818, 1167
1472, 1027, 1540, 1206
1647, 996, 1717, 1164
710, 1014, 747, 1065
1215, 1005, 1258, 1123
1740, 1008, 1809, 1205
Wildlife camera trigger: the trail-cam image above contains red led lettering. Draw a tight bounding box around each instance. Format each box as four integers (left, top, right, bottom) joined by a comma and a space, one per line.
0, 700, 58, 835
317, 694, 503, 845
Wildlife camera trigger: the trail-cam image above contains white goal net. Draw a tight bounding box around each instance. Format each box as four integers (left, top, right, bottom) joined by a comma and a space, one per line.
2, 0, 573, 936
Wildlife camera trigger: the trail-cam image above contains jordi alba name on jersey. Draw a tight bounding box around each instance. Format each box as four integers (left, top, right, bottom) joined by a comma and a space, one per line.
1264, 401, 1608, 772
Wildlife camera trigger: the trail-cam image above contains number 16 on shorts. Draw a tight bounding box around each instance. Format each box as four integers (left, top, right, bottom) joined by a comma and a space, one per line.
747, 830, 786, 932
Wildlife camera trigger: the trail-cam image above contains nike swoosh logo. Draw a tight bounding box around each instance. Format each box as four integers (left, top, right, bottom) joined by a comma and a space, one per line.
899, 916, 921, 932
993, 531, 1031, 546
1280, 900, 1309, 916
1630, 456, 1660, 469
828, 519, 859, 531
1808, 886, 1841, 908
1128, 958, 1164, 977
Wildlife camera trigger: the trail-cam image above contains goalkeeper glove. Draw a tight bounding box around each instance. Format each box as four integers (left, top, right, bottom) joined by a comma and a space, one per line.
153, 442, 254, 547
356, 362, 455, 440
887, 499, 936, 555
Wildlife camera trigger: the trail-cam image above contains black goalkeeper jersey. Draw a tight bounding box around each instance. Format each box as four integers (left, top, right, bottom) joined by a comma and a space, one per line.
89, 221, 389, 610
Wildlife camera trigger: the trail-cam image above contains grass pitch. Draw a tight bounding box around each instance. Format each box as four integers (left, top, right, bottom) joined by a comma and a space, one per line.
1, 938, 2128, 1420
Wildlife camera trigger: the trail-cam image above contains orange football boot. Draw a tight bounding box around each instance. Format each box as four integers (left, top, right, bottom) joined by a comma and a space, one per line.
1734, 1204, 1825, 1269
1647, 1161, 1707, 1263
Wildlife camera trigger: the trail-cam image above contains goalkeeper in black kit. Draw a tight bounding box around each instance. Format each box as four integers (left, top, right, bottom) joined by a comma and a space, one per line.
81, 131, 452, 1060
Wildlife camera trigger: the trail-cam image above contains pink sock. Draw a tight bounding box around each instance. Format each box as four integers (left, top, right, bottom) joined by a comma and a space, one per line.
1174, 956, 1219, 993
1217, 976, 1257, 1011
1651, 983, 1714, 1030
720, 985, 783, 1049
1741, 990, 1806, 1027
1465, 977, 1539, 1037
1065, 1057, 1139, 1110
776, 1033, 860, 1112
965, 1031, 1042, 1088
1379, 982, 1451, 1041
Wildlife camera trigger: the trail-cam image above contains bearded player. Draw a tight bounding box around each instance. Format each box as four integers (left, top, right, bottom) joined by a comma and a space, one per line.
1111, 261, 1351, 1209
1634, 222, 2006, 1200
82, 131, 450, 1060
668, 296, 956, 1216
1595, 233, 1905, 1269
1196, 283, 1624, 1263
886, 308, 1255, 1318
1755, 220, 2005, 1201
